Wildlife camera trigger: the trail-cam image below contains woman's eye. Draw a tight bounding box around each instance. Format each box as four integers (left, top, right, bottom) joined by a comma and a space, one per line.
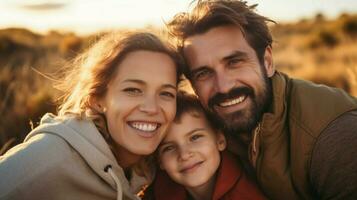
123, 88, 142, 95
160, 91, 176, 99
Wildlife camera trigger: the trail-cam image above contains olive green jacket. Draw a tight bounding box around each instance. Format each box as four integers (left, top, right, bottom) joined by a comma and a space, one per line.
249, 72, 357, 199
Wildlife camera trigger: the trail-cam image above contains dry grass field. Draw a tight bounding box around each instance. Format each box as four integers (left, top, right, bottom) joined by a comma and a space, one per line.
1, 13, 357, 154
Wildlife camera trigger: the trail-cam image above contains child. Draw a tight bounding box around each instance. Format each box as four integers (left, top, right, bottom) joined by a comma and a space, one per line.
146, 92, 266, 200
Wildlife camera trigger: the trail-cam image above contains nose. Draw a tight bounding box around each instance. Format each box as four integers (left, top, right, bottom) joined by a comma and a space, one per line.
178, 146, 193, 161
215, 70, 235, 94
139, 95, 159, 115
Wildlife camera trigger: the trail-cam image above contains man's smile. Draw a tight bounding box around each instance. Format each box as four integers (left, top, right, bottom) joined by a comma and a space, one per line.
218, 95, 247, 107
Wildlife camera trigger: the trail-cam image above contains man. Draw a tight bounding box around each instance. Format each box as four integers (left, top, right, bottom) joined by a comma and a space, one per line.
167, 0, 357, 199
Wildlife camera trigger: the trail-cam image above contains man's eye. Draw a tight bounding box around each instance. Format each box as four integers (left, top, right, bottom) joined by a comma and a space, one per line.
190, 134, 203, 141
123, 88, 141, 95
194, 70, 212, 81
228, 58, 240, 66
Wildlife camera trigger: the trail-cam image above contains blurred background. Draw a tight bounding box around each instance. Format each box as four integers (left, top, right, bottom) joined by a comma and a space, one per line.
1, 0, 357, 154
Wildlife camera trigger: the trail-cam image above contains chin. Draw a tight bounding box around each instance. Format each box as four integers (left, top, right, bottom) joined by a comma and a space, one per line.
185, 177, 210, 189
134, 145, 158, 155
222, 111, 257, 132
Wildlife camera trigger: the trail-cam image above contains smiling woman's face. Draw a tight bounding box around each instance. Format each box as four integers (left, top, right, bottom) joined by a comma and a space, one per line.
98, 50, 177, 167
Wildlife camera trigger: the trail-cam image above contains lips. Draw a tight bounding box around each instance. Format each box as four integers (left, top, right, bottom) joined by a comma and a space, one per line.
218, 95, 246, 107
208, 86, 254, 110
179, 161, 204, 173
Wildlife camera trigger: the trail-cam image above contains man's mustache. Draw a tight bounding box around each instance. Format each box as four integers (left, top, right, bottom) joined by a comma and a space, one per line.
208, 86, 254, 109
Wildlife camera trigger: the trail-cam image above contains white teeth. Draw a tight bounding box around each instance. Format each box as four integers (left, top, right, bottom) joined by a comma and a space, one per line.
131, 122, 158, 132
219, 96, 246, 107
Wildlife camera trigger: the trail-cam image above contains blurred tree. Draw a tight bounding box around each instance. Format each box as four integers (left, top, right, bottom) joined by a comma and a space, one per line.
315, 12, 325, 22
342, 17, 357, 38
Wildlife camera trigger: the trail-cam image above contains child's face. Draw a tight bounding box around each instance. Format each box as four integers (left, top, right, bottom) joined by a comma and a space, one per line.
158, 112, 226, 189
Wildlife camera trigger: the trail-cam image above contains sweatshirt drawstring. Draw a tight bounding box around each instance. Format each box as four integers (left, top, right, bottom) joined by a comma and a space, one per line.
104, 165, 122, 200
249, 123, 261, 168
252, 123, 261, 154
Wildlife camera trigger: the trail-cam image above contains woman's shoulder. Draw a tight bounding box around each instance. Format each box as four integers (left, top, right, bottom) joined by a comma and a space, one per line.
6, 131, 73, 161
0, 133, 75, 195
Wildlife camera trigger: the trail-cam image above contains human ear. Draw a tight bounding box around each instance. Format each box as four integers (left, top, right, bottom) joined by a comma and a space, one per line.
216, 131, 227, 151
263, 46, 275, 78
89, 96, 106, 114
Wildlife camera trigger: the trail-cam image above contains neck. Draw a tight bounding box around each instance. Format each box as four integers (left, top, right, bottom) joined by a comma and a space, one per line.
186, 174, 216, 200
112, 143, 141, 169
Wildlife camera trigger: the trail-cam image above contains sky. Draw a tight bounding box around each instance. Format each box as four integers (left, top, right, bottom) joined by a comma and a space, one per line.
0, 0, 357, 35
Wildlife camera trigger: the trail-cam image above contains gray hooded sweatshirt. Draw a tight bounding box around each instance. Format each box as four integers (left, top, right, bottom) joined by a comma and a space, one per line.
0, 113, 149, 200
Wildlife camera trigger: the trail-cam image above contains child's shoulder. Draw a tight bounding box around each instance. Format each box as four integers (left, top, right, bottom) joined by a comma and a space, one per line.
214, 151, 267, 199
144, 169, 187, 200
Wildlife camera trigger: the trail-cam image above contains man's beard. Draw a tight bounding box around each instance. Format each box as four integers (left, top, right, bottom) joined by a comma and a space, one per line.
206, 68, 272, 133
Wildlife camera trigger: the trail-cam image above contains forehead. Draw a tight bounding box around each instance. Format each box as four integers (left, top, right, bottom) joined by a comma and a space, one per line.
183, 25, 254, 69
113, 50, 177, 84
163, 112, 214, 142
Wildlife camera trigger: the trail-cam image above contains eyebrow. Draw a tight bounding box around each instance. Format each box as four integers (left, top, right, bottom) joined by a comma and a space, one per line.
122, 79, 177, 90
190, 65, 210, 77
221, 50, 248, 62
186, 128, 206, 135
190, 50, 249, 75
123, 79, 145, 85
162, 84, 177, 90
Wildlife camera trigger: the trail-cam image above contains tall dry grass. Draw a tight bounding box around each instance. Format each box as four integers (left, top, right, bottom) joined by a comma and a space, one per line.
0, 28, 87, 154
272, 13, 357, 96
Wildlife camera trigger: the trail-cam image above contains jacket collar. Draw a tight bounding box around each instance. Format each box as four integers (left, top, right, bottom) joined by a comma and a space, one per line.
212, 151, 242, 199
249, 72, 288, 163
154, 151, 242, 200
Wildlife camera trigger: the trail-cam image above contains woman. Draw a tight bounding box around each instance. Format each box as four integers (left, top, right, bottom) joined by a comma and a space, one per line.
0, 31, 183, 200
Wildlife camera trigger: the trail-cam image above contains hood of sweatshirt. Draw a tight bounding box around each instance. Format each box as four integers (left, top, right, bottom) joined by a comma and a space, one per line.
25, 113, 148, 199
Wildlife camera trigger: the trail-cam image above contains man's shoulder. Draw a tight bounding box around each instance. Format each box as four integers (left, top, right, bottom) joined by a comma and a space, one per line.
283, 76, 357, 137
312, 109, 357, 154
312, 109, 357, 150
310, 109, 357, 199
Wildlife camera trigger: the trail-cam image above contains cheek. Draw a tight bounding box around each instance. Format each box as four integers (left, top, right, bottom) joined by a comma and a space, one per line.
206, 142, 221, 157
240, 67, 265, 86
244, 72, 266, 95
104, 102, 129, 134
160, 155, 175, 171
163, 101, 177, 122
106, 103, 123, 121
207, 146, 221, 166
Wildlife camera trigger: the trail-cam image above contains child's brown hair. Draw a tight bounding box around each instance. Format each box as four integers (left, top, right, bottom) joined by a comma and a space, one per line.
175, 91, 221, 130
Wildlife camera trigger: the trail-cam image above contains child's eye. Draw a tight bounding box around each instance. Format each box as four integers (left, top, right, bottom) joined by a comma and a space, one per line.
190, 134, 203, 141
160, 145, 175, 153
123, 87, 142, 95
